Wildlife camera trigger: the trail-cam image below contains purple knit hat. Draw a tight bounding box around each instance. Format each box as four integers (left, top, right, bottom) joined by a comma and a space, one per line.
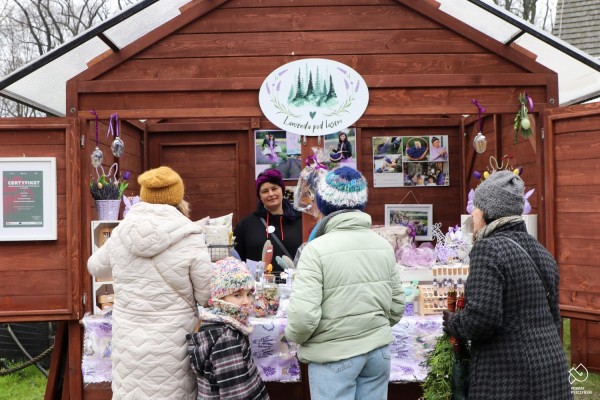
255, 169, 285, 196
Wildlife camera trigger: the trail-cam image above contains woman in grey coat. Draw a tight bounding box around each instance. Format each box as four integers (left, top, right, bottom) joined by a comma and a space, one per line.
444, 171, 572, 399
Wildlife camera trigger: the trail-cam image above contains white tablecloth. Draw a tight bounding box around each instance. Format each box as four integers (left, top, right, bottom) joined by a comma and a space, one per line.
81, 314, 443, 384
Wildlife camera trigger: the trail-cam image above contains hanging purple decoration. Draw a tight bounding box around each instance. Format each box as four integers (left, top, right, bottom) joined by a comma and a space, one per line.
89, 110, 104, 167
108, 113, 125, 158
472, 99, 487, 154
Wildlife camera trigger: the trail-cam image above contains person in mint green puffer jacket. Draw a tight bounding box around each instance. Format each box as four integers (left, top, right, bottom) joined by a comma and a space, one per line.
285, 166, 405, 400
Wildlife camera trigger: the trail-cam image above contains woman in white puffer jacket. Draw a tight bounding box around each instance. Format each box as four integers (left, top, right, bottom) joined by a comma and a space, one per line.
88, 166, 212, 400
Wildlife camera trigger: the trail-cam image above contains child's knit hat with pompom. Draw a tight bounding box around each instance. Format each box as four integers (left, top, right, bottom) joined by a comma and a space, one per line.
210, 257, 255, 301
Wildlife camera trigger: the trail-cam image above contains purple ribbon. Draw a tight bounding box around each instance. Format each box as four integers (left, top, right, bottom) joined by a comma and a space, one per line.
89, 110, 99, 146
524, 92, 534, 111
472, 99, 486, 132
107, 113, 119, 138
305, 155, 327, 170
114, 113, 119, 137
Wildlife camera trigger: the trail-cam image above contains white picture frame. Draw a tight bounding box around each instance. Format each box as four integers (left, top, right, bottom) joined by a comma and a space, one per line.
0, 157, 57, 241
384, 204, 433, 241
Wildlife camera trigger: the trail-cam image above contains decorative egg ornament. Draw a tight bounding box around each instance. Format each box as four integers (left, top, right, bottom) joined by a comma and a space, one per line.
473, 132, 487, 154
521, 117, 531, 130
91, 147, 104, 167
111, 137, 125, 157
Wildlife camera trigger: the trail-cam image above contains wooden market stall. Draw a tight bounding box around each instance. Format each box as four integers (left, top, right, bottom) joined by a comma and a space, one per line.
0, 0, 599, 399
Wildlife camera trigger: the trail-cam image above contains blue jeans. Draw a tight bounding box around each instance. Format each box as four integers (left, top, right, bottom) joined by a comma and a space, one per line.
308, 345, 391, 400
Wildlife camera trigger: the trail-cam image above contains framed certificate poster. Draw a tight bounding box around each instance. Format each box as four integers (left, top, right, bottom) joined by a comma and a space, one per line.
0, 157, 57, 241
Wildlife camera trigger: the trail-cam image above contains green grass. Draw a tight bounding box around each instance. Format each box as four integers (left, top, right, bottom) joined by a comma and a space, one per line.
563, 319, 600, 399
0, 362, 47, 400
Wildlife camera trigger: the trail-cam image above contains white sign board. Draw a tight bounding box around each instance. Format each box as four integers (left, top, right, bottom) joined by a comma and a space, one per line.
259, 59, 369, 136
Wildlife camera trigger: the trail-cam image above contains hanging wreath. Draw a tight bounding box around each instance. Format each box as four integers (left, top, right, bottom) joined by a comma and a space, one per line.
513, 92, 533, 143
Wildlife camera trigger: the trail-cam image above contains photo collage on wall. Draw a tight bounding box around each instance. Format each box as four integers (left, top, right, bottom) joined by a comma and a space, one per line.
372, 135, 450, 188
254, 130, 302, 179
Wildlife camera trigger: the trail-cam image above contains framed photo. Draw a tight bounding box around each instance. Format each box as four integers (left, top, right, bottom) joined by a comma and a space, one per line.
254, 130, 302, 180
322, 127, 358, 170
384, 204, 433, 241
0, 157, 57, 241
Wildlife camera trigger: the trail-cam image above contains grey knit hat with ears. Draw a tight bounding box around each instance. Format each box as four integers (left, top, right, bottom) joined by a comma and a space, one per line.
473, 170, 524, 221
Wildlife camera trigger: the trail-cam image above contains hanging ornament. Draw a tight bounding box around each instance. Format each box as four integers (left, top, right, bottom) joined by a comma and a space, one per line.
108, 113, 125, 157
89, 110, 104, 167
111, 137, 124, 158
473, 132, 487, 154
471, 99, 487, 154
513, 92, 534, 143
91, 147, 104, 168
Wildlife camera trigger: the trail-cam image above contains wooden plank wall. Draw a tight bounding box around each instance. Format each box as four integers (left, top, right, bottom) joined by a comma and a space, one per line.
546, 104, 600, 372
85, 0, 549, 115
463, 111, 544, 240
0, 119, 78, 322
548, 107, 600, 319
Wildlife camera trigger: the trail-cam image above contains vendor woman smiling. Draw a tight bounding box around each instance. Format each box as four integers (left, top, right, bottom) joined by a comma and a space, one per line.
234, 168, 303, 275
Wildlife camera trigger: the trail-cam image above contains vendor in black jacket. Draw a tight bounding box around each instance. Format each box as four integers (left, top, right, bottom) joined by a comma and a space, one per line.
234, 168, 303, 275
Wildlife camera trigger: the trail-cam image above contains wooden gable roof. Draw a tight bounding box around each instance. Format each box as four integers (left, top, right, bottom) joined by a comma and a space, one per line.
72, 0, 556, 121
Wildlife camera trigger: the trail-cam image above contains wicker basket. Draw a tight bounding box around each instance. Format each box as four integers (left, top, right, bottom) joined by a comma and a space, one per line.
405, 137, 429, 161
95, 200, 120, 221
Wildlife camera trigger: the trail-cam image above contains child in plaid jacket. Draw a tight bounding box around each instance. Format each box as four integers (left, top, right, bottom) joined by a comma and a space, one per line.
187, 257, 269, 400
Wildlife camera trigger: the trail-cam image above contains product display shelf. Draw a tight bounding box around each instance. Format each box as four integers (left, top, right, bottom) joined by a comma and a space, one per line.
417, 285, 447, 315
417, 263, 469, 316
91, 220, 119, 315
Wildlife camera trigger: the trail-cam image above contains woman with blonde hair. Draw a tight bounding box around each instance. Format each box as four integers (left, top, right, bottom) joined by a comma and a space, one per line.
88, 166, 212, 399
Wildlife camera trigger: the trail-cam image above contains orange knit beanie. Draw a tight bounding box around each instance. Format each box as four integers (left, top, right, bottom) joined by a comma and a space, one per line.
138, 166, 184, 206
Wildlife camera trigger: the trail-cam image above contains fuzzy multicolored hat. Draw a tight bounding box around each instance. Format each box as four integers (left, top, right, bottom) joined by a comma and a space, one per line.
316, 166, 368, 216
210, 257, 255, 301
473, 170, 524, 221
138, 166, 184, 206
255, 168, 285, 196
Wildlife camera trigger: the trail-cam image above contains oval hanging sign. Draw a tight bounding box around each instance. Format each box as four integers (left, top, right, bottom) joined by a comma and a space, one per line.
259, 58, 369, 137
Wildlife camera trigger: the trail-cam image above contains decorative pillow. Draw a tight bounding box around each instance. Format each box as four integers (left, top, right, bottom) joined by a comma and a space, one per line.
205, 225, 230, 246
209, 213, 233, 227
